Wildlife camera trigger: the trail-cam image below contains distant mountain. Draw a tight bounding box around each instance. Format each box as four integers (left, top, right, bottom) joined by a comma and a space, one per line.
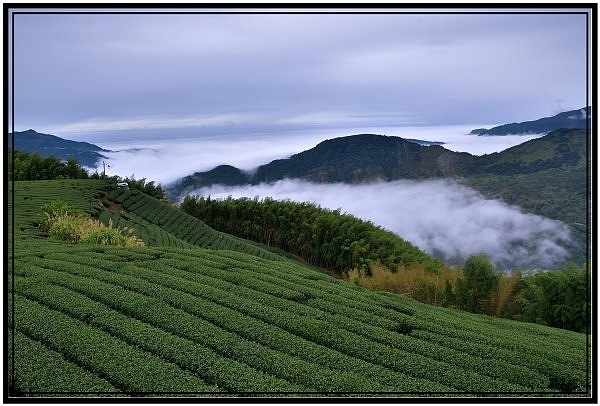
169, 134, 475, 197
167, 129, 589, 265
8, 129, 109, 167
470, 107, 590, 135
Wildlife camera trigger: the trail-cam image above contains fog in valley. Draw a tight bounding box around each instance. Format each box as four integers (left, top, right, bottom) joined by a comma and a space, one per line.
86, 126, 572, 271
90, 125, 545, 186
191, 178, 575, 271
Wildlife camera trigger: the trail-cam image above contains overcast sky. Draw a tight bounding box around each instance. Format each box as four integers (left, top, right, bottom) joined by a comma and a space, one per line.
9, 8, 590, 138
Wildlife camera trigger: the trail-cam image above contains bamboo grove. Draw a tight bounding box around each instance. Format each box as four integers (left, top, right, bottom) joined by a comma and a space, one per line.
180, 195, 440, 274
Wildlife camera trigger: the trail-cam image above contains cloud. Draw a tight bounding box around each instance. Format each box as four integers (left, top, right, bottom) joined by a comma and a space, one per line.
49, 113, 264, 134
12, 11, 588, 131
91, 130, 332, 185
81, 124, 547, 188
190, 178, 575, 270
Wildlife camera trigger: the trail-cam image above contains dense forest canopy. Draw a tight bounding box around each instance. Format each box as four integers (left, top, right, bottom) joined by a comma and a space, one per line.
181, 194, 441, 274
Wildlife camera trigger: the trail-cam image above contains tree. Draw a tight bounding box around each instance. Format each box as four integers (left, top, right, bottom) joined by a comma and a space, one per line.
455, 254, 498, 314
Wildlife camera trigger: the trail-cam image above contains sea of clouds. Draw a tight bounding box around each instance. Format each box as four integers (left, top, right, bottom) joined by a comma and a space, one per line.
81, 124, 568, 270
191, 178, 574, 271
87, 125, 545, 186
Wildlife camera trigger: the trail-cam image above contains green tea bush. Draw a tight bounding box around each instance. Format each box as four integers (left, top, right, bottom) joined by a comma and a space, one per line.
15, 295, 218, 393
12, 330, 118, 393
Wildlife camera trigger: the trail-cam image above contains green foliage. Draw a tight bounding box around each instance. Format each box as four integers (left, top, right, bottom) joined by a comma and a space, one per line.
167, 134, 475, 199
39, 200, 85, 233
8, 179, 110, 246
79, 221, 143, 247
40, 200, 144, 247
14, 294, 218, 393
514, 264, 590, 333
11, 330, 117, 394
103, 189, 278, 259
434, 255, 590, 333
8, 150, 90, 181
8, 179, 591, 397
14, 276, 303, 393
119, 175, 165, 200
48, 214, 82, 244
455, 255, 499, 314
180, 195, 441, 274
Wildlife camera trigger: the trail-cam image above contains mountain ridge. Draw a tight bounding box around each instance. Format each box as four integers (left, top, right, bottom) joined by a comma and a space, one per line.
170, 134, 476, 197
8, 129, 109, 168
470, 107, 590, 136
167, 128, 586, 199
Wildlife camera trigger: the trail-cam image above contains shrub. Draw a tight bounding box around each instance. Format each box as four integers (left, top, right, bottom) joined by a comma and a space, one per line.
48, 214, 82, 244
80, 220, 144, 247
39, 200, 84, 233
40, 201, 144, 247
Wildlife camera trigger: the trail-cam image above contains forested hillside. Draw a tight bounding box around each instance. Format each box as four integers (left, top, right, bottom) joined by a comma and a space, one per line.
465, 130, 591, 226
168, 129, 589, 267
181, 194, 590, 333
169, 134, 474, 196
180, 195, 441, 273
463, 128, 588, 262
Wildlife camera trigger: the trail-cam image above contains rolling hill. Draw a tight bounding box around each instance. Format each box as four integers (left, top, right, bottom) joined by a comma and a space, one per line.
8, 129, 109, 168
7, 180, 590, 399
168, 134, 475, 198
7, 179, 590, 398
167, 128, 589, 268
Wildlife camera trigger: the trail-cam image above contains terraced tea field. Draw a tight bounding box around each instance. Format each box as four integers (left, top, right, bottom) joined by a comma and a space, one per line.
7, 180, 591, 398
99, 187, 281, 259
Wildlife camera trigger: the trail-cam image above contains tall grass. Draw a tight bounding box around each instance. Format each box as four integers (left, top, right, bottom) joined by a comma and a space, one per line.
41, 200, 143, 247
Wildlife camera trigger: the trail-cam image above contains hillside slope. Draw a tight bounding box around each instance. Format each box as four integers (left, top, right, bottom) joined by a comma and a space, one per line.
7, 179, 590, 397
470, 107, 590, 135
462, 128, 588, 261
8, 129, 109, 167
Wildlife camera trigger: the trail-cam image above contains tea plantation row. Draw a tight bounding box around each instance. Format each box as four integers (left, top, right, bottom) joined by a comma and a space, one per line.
7, 180, 590, 397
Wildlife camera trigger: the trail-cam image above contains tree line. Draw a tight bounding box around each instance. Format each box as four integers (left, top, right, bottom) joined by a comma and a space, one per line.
8, 150, 165, 199
347, 253, 589, 333
181, 195, 442, 274
8, 150, 89, 180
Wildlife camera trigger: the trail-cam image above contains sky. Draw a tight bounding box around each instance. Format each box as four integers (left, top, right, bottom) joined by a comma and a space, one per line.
9, 8, 590, 138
